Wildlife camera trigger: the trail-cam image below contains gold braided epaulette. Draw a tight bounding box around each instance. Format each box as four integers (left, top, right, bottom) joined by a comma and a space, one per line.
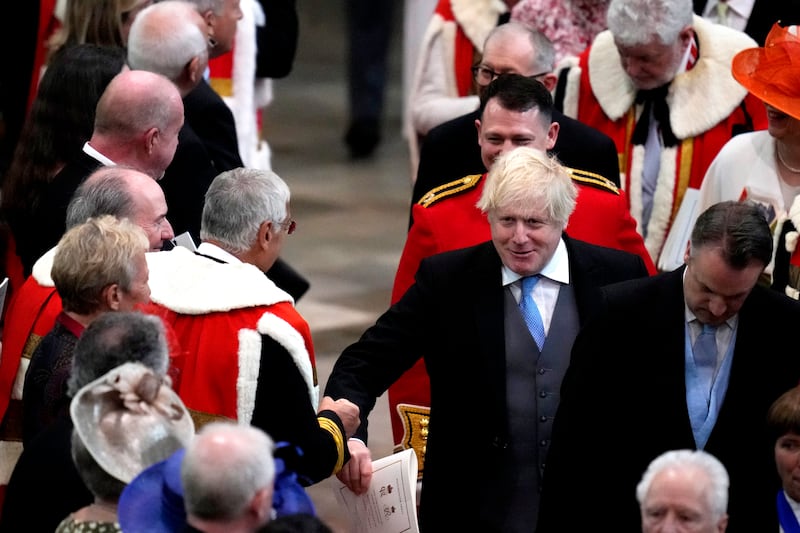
417, 174, 483, 208
567, 167, 619, 195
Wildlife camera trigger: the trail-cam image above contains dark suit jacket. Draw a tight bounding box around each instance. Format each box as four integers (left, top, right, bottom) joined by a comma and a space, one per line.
0, 1, 40, 179
159, 121, 216, 244
182, 79, 244, 172
252, 335, 350, 484
411, 108, 621, 218
537, 267, 800, 533
693, 0, 800, 45
13, 150, 102, 275
163, 79, 243, 244
254, 0, 298, 78
324, 237, 648, 532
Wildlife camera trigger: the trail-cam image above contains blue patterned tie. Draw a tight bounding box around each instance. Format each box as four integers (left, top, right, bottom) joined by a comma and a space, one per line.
520, 276, 546, 350
693, 324, 718, 404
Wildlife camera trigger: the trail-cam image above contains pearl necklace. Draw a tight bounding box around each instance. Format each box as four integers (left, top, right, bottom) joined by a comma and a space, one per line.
777, 145, 800, 174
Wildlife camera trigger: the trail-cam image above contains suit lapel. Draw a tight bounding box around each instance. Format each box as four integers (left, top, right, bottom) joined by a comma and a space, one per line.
563, 235, 613, 325
470, 243, 510, 440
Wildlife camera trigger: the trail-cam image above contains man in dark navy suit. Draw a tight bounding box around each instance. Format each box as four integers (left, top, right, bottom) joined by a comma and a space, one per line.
410, 21, 621, 225
538, 201, 800, 532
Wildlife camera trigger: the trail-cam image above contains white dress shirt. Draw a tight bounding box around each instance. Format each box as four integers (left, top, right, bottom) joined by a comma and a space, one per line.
503, 238, 569, 336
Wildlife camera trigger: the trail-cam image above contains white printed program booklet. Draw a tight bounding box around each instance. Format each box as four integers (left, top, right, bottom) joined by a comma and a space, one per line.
333, 448, 419, 533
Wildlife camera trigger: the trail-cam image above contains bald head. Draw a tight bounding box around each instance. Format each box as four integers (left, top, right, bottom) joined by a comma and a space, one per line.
67, 166, 175, 251
479, 21, 557, 96
92, 70, 184, 179
95, 70, 183, 134
127, 0, 209, 95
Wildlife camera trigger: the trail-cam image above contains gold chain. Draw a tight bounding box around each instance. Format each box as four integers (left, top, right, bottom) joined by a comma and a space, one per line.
777, 145, 800, 174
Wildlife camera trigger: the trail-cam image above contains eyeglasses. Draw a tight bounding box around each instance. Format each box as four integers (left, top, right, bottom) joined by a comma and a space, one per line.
471, 66, 550, 87
279, 219, 297, 235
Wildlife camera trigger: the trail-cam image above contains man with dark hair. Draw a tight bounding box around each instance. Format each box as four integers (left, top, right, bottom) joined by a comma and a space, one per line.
538, 200, 800, 532
411, 21, 621, 214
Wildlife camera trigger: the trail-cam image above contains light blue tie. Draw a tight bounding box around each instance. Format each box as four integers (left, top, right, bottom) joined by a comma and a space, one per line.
520, 276, 546, 350
693, 324, 718, 406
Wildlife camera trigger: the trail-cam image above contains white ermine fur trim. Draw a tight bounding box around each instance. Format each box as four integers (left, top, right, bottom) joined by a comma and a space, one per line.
586, 29, 634, 121
237, 328, 262, 424
627, 144, 679, 264
223, 0, 272, 170
450, 0, 508, 50
257, 311, 318, 408
406, 15, 445, 140
628, 146, 645, 225
645, 146, 678, 264
788, 194, 800, 244
441, 24, 458, 99
586, 16, 755, 137
31, 247, 56, 287
555, 55, 581, 119
251, 0, 265, 26
772, 195, 800, 284
405, 13, 444, 152
146, 247, 293, 314
787, 231, 799, 254
769, 216, 786, 281
54, 0, 67, 21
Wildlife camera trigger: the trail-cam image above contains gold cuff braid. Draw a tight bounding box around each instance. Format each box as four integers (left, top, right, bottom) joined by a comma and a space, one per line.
318, 416, 345, 474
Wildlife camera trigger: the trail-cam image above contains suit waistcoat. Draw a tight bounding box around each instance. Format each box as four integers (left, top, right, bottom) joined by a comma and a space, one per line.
481, 284, 578, 532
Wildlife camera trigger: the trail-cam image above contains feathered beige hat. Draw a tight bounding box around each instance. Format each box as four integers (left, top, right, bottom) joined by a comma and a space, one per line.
70, 361, 195, 483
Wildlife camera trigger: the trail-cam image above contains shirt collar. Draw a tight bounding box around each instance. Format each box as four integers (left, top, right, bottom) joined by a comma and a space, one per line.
58, 311, 86, 338
701, 0, 754, 20
82, 141, 115, 166
502, 238, 570, 286
196, 241, 242, 264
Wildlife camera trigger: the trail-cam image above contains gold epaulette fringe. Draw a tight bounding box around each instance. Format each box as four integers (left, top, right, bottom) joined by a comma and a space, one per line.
567, 167, 620, 195
417, 174, 483, 208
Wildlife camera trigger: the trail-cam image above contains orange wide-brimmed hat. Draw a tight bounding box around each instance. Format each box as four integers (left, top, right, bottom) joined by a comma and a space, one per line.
732, 23, 800, 121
